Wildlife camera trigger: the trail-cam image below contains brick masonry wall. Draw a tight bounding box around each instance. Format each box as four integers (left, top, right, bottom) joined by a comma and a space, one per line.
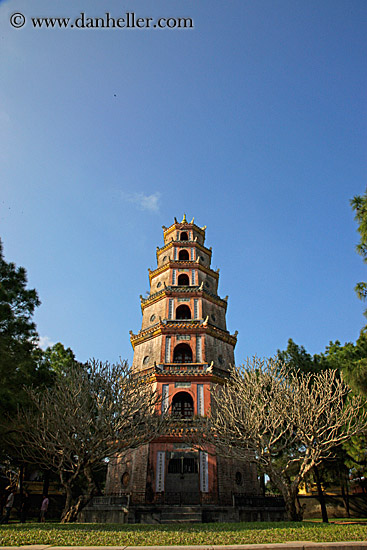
196, 249, 211, 267
201, 297, 227, 330
132, 334, 163, 370
150, 270, 171, 292
157, 251, 173, 267
141, 298, 166, 330
197, 271, 218, 294
204, 334, 235, 368
216, 455, 261, 501
105, 445, 149, 499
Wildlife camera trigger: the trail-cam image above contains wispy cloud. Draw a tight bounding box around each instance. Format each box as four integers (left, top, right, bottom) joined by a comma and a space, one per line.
38, 335, 56, 350
121, 191, 161, 213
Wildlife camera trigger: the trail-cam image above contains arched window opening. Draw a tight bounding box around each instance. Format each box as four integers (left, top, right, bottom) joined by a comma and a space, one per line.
121, 472, 130, 487
180, 232, 189, 241
173, 343, 193, 363
172, 391, 194, 418
176, 305, 191, 320
179, 249, 190, 261
177, 273, 190, 286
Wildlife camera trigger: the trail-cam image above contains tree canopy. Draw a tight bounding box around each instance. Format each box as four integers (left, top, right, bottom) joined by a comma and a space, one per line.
202, 358, 367, 521
0, 239, 53, 457
277, 338, 322, 375
351, 189, 367, 312
13, 359, 163, 522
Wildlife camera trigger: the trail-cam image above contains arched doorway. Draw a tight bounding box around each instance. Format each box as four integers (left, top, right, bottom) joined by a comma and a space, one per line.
172, 391, 194, 419
173, 343, 193, 363
177, 273, 190, 286
180, 232, 189, 241
179, 249, 190, 261
176, 304, 191, 319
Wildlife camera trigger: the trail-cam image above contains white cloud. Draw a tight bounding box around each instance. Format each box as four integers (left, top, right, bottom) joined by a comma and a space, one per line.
38, 335, 56, 350
121, 191, 161, 213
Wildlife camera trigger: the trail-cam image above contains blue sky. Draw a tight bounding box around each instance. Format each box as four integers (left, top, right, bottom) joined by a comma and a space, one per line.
1, 0, 366, 365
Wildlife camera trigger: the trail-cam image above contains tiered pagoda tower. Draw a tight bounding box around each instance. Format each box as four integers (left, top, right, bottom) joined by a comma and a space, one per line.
105, 216, 259, 511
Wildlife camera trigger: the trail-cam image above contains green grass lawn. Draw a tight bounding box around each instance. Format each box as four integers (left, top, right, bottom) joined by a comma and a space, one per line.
1, 521, 367, 547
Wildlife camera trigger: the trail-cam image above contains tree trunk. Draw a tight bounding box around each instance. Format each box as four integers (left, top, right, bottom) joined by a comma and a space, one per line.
282, 490, 304, 521
314, 465, 328, 523
60, 466, 97, 523
61, 483, 73, 522
61, 495, 85, 523
340, 464, 350, 518
268, 469, 303, 521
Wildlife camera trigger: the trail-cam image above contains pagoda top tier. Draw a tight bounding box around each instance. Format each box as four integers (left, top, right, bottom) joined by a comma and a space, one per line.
162, 214, 206, 246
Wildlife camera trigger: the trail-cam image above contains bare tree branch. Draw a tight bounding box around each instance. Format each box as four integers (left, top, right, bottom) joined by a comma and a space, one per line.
9, 359, 163, 522
201, 357, 367, 521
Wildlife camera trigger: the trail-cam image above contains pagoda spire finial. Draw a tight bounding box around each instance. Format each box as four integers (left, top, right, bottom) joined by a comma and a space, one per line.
182, 213, 187, 223
190, 216, 194, 224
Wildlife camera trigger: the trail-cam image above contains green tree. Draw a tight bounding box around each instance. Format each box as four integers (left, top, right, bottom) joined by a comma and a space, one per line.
318, 331, 367, 397
351, 188, 367, 311
40, 342, 83, 377
0, 239, 53, 454
277, 338, 322, 374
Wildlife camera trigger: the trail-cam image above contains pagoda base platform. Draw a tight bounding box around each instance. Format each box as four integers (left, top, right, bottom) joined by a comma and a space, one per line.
80, 496, 286, 524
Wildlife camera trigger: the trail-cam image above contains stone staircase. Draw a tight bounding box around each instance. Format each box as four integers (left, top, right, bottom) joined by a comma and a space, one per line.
160, 505, 202, 524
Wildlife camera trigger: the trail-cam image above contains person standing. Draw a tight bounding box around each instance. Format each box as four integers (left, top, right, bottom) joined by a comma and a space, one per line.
40, 494, 49, 523
0, 488, 15, 524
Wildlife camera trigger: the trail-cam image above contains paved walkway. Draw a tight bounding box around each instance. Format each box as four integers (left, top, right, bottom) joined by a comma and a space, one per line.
1, 543, 367, 550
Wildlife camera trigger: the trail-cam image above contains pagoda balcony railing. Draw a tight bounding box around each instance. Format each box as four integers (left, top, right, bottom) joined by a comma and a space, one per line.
156, 362, 210, 371
165, 318, 202, 324
163, 415, 204, 426
141, 363, 230, 378
171, 260, 199, 266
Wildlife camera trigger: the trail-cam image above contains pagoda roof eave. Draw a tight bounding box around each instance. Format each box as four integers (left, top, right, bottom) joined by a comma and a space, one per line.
163, 219, 206, 238
130, 321, 238, 348
148, 260, 219, 282
140, 285, 228, 311
132, 363, 230, 382
156, 239, 212, 260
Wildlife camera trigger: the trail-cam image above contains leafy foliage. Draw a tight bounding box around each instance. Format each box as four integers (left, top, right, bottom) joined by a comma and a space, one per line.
39, 342, 82, 377
0, 239, 53, 460
317, 330, 367, 397
277, 338, 323, 375
351, 189, 367, 312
